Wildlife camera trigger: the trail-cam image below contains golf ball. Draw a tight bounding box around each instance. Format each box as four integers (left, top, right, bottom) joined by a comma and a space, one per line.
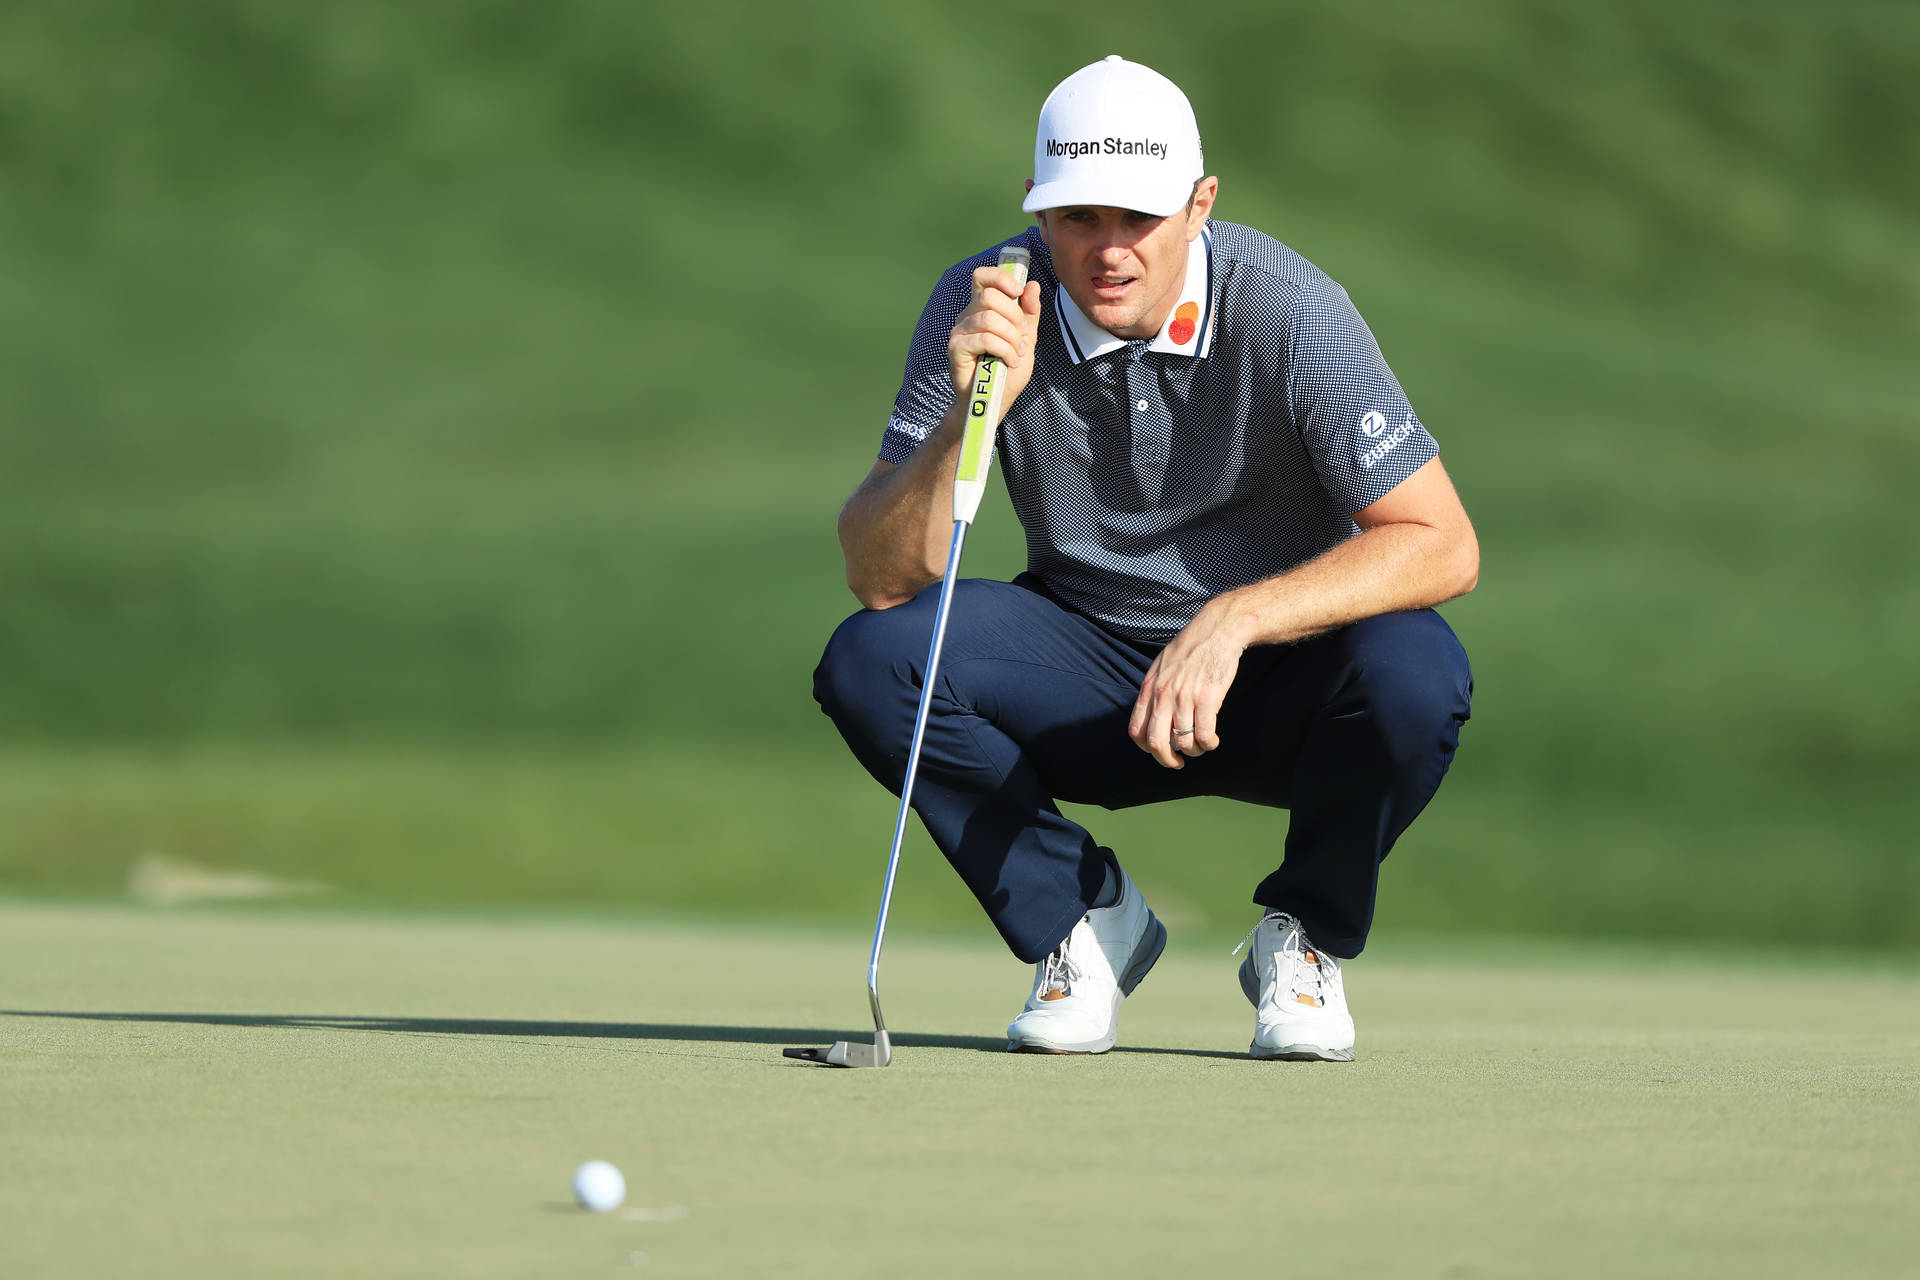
572, 1160, 626, 1213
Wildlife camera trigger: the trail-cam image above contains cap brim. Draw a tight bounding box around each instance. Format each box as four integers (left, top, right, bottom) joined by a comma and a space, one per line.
1023, 176, 1191, 218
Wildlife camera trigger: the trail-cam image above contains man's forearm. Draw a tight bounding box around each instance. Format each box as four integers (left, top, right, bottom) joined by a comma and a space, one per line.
1208, 520, 1479, 650
836, 403, 970, 610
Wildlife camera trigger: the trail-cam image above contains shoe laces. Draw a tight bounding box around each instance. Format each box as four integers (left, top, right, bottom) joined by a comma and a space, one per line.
1233, 911, 1335, 1006
1039, 930, 1088, 997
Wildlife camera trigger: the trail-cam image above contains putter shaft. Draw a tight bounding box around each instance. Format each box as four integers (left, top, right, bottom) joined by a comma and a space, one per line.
814, 244, 1027, 1070
867, 519, 969, 1035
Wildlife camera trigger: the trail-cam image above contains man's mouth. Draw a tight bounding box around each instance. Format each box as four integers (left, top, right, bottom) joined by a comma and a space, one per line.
1089, 274, 1137, 299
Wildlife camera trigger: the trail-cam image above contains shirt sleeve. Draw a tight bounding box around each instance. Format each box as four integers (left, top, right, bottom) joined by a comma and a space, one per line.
1284, 279, 1438, 514
879, 247, 1006, 464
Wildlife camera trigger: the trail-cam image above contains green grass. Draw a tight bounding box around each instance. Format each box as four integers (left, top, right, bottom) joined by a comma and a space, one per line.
4, 901, 1917, 1278
1, 0, 1917, 946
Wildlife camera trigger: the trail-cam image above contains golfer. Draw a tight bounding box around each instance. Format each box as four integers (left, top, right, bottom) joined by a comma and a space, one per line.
815, 56, 1476, 1061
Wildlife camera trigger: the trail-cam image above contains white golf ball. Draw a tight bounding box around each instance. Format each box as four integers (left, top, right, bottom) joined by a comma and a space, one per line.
572, 1160, 626, 1213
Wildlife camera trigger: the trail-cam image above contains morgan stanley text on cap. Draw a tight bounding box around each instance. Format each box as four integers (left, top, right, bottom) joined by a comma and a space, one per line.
1022, 55, 1204, 218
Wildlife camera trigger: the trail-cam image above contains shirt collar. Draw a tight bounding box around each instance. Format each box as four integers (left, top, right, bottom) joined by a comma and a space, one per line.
1053, 226, 1215, 365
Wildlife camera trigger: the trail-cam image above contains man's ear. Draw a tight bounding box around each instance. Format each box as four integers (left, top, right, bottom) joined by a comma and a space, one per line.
1026, 183, 1053, 247
1188, 177, 1219, 238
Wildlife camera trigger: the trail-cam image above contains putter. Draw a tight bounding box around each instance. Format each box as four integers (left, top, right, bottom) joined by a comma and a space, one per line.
787, 245, 1031, 1069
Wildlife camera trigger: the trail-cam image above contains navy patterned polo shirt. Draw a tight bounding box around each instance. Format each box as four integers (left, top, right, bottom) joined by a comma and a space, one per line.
882, 220, 1438, 642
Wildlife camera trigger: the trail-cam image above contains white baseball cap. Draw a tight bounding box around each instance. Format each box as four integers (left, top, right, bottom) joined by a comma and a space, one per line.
1023, 55, 1204, 217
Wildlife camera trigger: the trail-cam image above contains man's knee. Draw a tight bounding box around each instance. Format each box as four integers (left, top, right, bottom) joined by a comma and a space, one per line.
814, 579, 1039, 718
1338, 611, 1473, 763
812, 597, 929, 725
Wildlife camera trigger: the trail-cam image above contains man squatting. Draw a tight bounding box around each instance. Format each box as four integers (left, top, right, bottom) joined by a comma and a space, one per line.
815, 56, 1477, 1061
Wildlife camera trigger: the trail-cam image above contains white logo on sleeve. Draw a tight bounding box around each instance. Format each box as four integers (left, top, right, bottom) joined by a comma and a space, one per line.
1360, 411, 1386, 437
1360, 413, 1417, 469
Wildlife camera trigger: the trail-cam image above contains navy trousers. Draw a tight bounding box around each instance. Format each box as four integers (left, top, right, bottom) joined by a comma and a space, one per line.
813, 574, 1472, 963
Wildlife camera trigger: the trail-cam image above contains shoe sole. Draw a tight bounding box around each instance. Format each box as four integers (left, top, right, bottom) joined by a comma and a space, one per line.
1006, 912, 1167, 1055
1238, 954, 1354, 1063
1247, 1042, 1355, 1063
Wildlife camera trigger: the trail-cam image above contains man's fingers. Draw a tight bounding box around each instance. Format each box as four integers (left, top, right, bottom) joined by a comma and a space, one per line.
977, 294, 1037, 358
950, 323, 1022, 369
1148, 719, 1183, 769
1185, 696, 1222, 757
1145, 694, 1186, 771
950, 283, 1037, 381
951, 269, 1044, 406
1018, 279, 1042, 321
1148, 679, 1224, 763
968, 279, 1028, 323
1173, 708, 1204, 756
1166, 689, 1210, 759
972, 262, 1030, 300
970, 262, 1010, 293
1127, 658, 1159, 744
966, 273, 1040, 355
1014, 282, 1042, 359
948, 316, 1026, 393
1128, 664, 1185, 770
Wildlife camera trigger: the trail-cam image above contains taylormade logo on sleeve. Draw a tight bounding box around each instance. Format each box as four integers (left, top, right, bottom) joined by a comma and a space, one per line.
1044, 137, 1171, 161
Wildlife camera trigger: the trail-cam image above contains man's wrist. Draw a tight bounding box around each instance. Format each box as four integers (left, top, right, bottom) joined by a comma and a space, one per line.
936, 398, 972, 440
1198, 591, 1262, 652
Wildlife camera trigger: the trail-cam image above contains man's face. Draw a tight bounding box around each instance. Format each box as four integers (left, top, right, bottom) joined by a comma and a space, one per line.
1032, 178, 1217, 340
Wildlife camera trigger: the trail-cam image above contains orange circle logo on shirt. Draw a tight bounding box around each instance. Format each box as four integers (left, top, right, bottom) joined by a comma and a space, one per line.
1168, 301, 1200, 346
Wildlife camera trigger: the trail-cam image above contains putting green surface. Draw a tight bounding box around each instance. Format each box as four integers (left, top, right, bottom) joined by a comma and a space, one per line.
4, 903, 1915, 1278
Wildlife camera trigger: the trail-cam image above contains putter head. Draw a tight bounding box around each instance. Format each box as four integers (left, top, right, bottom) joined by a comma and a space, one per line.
781, 1031, 891, 1069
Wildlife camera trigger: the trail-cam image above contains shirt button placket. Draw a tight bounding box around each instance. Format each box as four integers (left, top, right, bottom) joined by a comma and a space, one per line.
1122, 342, 1169, 506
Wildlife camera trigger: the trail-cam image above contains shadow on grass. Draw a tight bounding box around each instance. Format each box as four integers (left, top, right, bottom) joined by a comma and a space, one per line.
0, 1010, 1244, 1059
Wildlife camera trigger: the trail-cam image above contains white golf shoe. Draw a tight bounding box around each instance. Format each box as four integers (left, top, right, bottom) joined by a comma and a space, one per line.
1006, 869, 1166, 1054
1235, 911, 1355, 1062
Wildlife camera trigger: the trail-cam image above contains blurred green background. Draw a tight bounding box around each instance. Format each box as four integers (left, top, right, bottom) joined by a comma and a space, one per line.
2, 0, 1915, 949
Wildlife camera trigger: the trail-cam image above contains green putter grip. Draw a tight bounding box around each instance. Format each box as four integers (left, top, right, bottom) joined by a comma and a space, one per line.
954, 245, 1032, 525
